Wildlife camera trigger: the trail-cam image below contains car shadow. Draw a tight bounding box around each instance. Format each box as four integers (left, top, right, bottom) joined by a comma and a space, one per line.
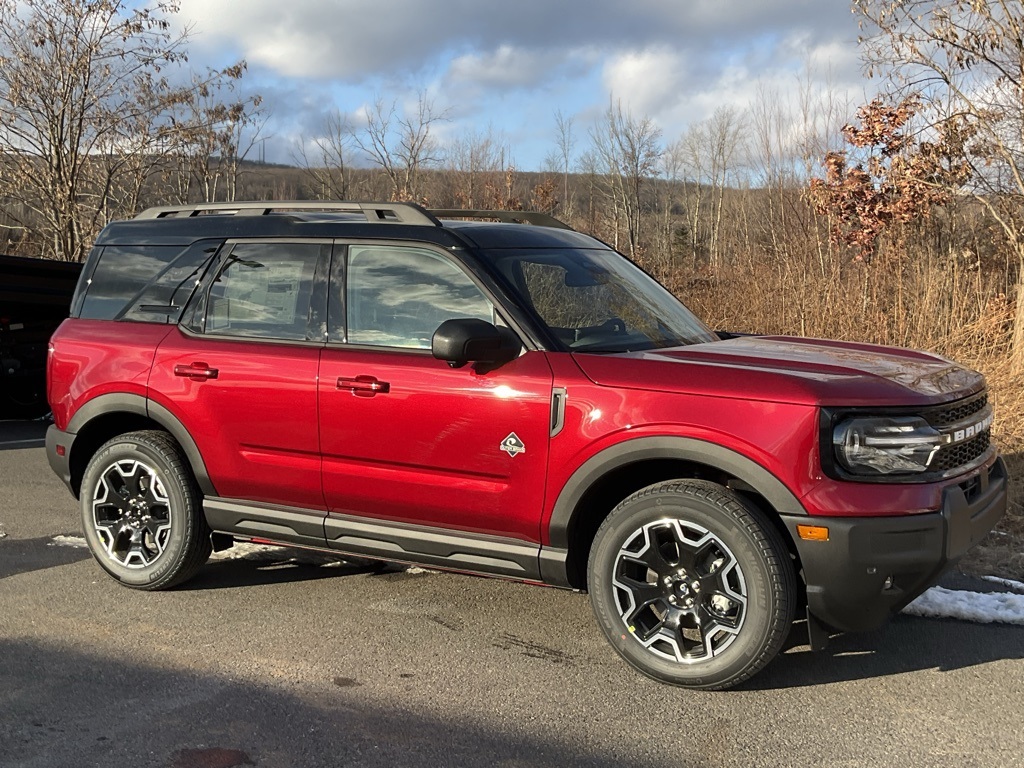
0, 536, 92, 580
1, 636, 657, 768
180, 549, 390, 590
180, 546, 1024, 689
743, 611, 1024, 690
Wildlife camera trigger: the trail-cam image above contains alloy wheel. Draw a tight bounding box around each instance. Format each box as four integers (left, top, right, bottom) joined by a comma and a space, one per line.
91, 459, 172, 568
612, 518, 747, 663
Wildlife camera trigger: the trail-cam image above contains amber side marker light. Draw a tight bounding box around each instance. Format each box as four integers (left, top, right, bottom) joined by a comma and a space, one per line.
797, 525, 830, 542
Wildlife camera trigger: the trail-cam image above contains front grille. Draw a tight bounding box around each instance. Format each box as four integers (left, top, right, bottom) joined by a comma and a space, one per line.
923, 391, 988, 427
931, 430, 990, 473
925, 389, 993, 477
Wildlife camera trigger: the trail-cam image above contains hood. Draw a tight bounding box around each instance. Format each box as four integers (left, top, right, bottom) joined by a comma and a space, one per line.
572, 335, 984, 407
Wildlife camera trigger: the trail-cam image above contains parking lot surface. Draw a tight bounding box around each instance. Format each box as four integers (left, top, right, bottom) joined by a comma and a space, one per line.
2, 420, 1023, 768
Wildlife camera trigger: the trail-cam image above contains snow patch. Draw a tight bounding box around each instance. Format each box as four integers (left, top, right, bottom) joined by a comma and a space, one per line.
980, 575, 1024, 593
50, 535, 88, 548
902, 586, 1024, 625
209, 542, 287, 561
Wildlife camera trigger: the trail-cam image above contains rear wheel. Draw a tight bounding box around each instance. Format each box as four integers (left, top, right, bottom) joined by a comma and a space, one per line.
588, 480, 796, 690
80, 430, 211, 590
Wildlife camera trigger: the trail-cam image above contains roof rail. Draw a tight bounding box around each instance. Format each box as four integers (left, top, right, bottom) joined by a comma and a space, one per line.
134, 201, 441, 226
429, 209, 574, 231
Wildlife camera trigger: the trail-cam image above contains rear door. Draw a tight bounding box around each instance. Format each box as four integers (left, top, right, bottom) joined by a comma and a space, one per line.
149, 240, 329, 511
318, 242, 555, 544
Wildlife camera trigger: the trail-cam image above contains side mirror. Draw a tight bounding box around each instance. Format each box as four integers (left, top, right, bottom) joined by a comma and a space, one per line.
432, 318, 519, 368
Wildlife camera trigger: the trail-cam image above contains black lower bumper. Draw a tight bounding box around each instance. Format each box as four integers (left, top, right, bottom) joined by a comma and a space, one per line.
782, 456, 1008, 634
46, 424, 76, 496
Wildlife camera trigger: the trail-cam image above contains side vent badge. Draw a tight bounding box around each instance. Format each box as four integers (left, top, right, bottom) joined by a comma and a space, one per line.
500, 433, 526, 458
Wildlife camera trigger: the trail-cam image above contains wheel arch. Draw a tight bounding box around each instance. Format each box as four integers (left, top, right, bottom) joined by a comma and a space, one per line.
543, 437, 807, 590
66, 393, 215, 498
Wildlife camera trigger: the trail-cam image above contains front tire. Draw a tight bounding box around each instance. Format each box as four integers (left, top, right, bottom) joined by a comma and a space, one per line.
588, 480, 796, 690
80, 430, 211, 590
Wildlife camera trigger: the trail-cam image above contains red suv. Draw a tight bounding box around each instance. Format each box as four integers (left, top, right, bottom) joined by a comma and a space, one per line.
46, 201, 1007, 689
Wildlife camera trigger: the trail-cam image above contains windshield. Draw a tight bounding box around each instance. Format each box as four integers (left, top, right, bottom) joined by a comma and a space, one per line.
490, 248, 717, 353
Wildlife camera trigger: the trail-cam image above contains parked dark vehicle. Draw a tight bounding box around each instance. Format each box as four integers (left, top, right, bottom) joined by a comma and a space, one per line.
0, 254, 81, 418
45, 202, 1006, 689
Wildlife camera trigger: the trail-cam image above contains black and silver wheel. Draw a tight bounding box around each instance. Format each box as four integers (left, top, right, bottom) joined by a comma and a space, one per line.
588, 480, 796, 690
81, 430, 211, 590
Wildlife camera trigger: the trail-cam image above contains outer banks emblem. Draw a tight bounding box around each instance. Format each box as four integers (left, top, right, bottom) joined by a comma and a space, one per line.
500, 432, 526, 457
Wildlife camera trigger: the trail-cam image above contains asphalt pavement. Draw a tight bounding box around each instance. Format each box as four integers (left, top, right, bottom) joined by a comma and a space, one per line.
1, 419, 1023, 768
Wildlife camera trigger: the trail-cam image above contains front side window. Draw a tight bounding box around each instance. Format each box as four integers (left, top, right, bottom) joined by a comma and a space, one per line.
342, 245, 494, 349
204, 242, 324, 340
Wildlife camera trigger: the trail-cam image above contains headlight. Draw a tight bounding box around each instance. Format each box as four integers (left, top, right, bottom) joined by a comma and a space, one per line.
833, 416, 946, 475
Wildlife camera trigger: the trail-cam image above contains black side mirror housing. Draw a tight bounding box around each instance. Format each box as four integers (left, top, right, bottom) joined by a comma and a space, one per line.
432, 318, 519, 368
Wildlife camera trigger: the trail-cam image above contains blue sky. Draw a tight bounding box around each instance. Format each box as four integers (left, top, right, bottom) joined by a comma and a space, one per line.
173, 0, 871, 170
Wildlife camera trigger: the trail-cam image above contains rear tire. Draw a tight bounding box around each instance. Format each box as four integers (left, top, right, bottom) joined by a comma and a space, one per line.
587, 480, 796, 690
80, 430, 211, 590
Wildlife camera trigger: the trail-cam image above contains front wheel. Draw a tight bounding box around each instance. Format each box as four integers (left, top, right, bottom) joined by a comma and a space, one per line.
80, 430, 211, 590
588, 480, 796, 690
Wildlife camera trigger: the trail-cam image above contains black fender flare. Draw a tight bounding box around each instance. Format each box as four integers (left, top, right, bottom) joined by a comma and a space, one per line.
67, 393, 216, 496
546, 435, 807, 551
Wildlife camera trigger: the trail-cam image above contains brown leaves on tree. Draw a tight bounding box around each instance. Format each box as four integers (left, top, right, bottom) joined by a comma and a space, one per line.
810, 98, 971, 260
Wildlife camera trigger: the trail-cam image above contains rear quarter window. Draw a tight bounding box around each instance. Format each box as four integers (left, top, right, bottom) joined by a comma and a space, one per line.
76, 243, 221, 323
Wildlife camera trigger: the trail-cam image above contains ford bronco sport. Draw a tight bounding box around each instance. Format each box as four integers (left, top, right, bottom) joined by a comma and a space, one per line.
45, 201, 1007, 689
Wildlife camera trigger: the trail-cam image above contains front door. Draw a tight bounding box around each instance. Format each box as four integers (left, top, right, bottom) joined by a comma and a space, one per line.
318, 243, 554, 543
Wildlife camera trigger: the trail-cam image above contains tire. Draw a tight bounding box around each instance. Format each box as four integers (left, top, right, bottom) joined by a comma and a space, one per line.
80, 430, 211, 590
587, 479, 796, 690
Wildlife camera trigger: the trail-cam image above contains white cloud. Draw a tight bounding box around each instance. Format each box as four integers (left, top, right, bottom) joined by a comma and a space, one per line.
449, 46, 578, 90
172, 0, 867, 168
601, 47, 692, 118
177, 0, 855, 83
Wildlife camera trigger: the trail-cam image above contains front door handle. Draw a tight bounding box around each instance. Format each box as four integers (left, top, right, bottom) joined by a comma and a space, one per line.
174, 362, 219, 381
337, 375, 390, 397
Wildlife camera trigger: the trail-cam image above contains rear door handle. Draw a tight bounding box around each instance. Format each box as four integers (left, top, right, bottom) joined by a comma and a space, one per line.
337, 375, 390, 397
174, 362, 219, 380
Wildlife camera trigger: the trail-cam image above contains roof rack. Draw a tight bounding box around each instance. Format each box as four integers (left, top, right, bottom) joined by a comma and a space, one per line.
429, 209, 574, 230
134, 201, 441, 226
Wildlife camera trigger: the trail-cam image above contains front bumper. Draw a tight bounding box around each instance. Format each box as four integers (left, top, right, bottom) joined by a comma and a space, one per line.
782, 456, 1007, 633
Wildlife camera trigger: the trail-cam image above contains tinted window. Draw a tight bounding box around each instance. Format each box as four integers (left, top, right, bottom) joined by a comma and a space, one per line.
204, 242, 323, 340
119, 241, 223, 324
342, 246, 493, 349
79, 246, 183, 320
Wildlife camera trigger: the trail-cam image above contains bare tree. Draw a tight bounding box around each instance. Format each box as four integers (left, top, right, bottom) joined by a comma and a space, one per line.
553, 109, 576, 218
854, 0, 1024, 367
297, 108, 354, 200
352, 92, 448, 201
166, 63, 265, 204
678, 123, 711, 266
444, 128, 509, 208
0, 0, 192, 260
589, 100, 663, 259
705, 107, 746, 268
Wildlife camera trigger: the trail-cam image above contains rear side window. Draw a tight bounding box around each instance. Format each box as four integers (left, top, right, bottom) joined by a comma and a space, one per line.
203, 242, 324, 341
